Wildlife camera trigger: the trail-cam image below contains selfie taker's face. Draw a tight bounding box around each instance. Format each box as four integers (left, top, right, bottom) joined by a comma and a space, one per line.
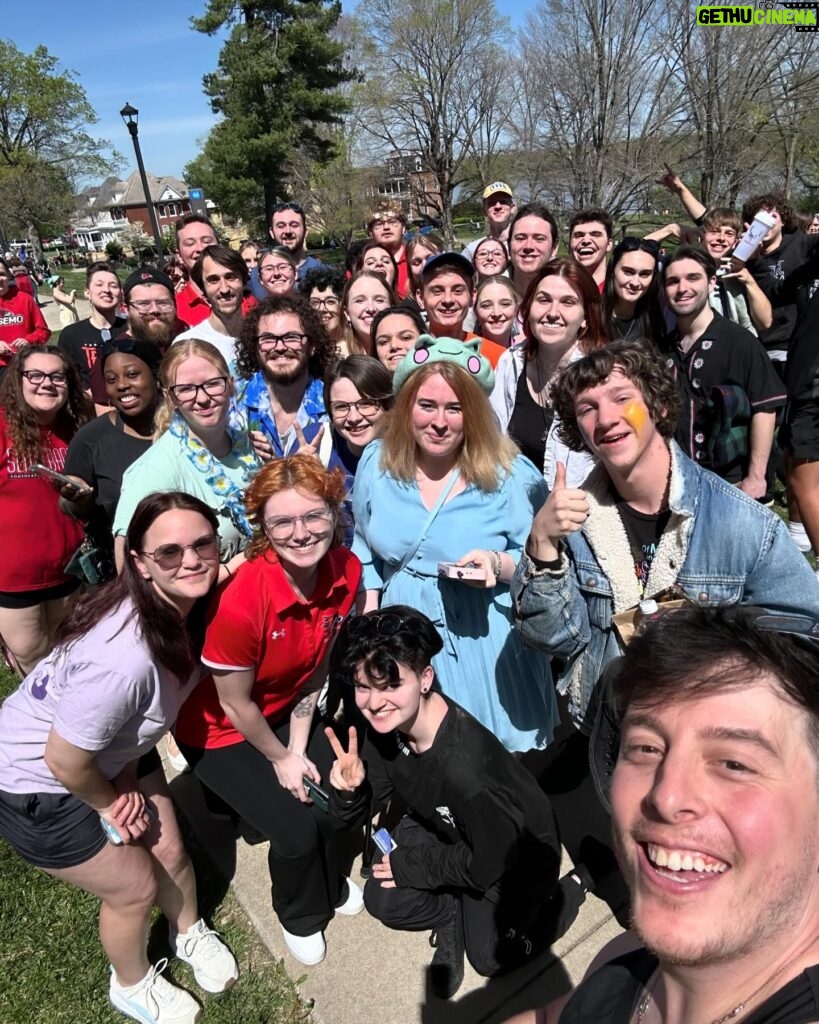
353, 662, 434, 733
611, 676, 819, 967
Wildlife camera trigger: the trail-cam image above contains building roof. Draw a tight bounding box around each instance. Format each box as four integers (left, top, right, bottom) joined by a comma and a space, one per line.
119, 170, 188, 205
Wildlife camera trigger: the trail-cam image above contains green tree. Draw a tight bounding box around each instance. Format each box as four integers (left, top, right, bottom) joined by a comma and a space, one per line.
353, 0, 511, 246
186, 0, 356, 233
0, 40, 118, 246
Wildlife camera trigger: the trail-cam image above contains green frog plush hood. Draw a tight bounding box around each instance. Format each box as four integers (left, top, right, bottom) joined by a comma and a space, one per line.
391, 334, 495, 396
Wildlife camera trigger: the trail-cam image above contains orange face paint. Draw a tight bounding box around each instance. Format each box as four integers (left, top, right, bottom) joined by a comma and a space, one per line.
622, 399, 648, 433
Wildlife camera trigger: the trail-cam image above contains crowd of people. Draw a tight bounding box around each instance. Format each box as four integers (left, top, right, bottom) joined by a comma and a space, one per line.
1, 175, 819, 1024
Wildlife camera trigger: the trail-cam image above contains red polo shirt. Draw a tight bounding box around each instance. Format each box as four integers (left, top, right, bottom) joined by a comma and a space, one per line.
175, 282, 257, 326
174, 545, 361, 749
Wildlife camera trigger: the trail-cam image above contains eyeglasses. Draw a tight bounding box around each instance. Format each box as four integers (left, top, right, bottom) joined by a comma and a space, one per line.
260, 261, 295, 276
169, 377, 229, 403
330, 398, 386, 419
616, 237, 660, 258
128, 299, 175, 312
22, 369, 68, 386
258, 332, 307, 350
474, 248, 507, 261
139, 535, 221, 570
310, 296, 340, 310
345, 612, 407, 639
373, 217, 401, 227
264, 508, 334, 540
272, 202, 304, 216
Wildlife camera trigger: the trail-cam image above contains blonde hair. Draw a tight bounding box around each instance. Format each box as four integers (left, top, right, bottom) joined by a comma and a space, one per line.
382, 362, 518, 491
154, 339, 234, 437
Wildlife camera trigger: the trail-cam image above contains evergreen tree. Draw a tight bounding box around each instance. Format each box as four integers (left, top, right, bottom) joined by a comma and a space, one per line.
187, 0, 356, 232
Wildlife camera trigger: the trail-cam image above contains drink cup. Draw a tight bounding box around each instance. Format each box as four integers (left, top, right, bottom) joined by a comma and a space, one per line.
732, 211, 777, 264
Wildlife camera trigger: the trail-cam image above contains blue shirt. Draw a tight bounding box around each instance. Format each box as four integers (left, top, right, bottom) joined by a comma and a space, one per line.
237, 373, 327, 458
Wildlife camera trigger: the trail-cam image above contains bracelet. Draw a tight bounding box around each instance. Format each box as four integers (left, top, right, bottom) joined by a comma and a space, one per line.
490, 550, 502, 578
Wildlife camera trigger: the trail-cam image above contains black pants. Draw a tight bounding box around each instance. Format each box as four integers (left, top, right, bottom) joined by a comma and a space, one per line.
363, 816, 563, 977
528, 709, 631, 927
179, 718, 349, 936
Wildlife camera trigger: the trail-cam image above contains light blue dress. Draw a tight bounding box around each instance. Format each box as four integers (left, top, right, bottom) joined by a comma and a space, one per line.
352, 441, 558, 752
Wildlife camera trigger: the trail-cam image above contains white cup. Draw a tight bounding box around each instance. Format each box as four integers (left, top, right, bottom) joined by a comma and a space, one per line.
732, 211, 777, 264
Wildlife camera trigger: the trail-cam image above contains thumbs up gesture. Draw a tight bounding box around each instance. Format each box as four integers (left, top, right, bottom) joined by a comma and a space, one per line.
527, 462, 590, 562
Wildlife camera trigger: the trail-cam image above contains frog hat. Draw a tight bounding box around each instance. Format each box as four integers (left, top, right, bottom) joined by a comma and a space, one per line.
391, 334, 495, 396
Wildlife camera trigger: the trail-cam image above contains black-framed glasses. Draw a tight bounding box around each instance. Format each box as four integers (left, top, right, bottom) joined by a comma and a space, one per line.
168, 377, 229, 403
22, 369, 68, 386
330, 398, 387, 419
264, 508, 334, 540
259, 261, 296, 277
139, 535, 220, 570
310, 296, 340, 310
345, 612, 407, 640
272, 202, 304, 216
258, 332, 307, 351
616, 236, 660, 258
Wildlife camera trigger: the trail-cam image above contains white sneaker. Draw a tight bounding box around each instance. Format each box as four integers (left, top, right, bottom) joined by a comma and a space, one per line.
109, 959, 201, 1023
171, 919, 239, 994
280, 926, 326, 966
335, 877, 365, 916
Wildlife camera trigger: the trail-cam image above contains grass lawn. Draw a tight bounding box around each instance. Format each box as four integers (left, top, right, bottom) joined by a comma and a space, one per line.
0, 665, 309, 1024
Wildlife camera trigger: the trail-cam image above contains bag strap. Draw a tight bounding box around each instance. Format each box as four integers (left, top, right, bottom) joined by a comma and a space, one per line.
398, 468, 461, 571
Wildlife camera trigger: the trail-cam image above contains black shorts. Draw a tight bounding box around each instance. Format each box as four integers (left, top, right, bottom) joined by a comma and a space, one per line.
0, 578, 80, 610
0, 747, 162, 870
781, 400, 819, 461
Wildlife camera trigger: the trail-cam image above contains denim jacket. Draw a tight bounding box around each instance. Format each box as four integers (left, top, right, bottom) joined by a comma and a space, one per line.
511, 442, 819, 731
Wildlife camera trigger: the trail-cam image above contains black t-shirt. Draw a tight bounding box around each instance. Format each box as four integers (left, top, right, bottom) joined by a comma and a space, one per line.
749, 231, 819, 351
63, 412, 151, 551
509, 366, 553, 470
330, 697, 560, 905
559, 949, 819, 1024
661, 312, 785, 481
58, 316, 128, 403
615, 496, 670, 594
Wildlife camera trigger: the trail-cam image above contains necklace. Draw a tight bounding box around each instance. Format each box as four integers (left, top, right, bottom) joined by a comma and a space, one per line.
635, 933, 819, 1024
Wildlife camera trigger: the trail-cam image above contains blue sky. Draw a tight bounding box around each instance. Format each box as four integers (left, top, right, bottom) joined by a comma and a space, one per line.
6, 1, 528, 186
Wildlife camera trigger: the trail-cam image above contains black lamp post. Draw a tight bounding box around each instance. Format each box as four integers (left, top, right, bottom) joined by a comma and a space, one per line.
120, 103, 165, 262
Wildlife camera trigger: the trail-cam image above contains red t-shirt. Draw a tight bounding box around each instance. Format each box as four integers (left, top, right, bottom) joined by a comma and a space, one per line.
175, 545, 361, 749
0, 408, 84, 592
0, 286, 50, 365
175, 281, 257, 327
395, 247, 410, 300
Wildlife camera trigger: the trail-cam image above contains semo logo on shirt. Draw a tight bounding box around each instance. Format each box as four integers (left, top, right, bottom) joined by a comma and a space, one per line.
6, 444, 67, 479
0, 311, 24, 327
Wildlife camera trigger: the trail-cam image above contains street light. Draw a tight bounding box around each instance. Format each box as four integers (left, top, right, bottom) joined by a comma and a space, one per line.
120, 103, 165, 263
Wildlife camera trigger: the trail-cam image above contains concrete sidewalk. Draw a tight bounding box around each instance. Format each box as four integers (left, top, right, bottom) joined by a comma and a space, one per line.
168, 765, 623, 1024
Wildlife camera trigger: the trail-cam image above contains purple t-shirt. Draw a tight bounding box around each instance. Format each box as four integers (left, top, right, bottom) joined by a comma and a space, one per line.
0, 599, 200, 795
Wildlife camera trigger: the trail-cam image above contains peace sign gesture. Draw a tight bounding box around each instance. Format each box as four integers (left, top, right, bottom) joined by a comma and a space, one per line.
294, 422, 327, 462
324, 725, 366, 793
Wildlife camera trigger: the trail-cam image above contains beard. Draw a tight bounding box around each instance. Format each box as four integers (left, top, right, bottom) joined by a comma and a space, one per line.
261, 351, 309, 386
128, 315, 176, 350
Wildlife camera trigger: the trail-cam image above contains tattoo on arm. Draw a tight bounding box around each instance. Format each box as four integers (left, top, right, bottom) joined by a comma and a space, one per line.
292, 692, 318, 719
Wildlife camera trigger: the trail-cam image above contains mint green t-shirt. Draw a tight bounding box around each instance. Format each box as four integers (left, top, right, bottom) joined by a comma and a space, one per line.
112, 429, 254, 561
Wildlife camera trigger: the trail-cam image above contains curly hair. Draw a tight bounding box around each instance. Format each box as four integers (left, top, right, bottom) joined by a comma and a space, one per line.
243, 454, 348, 560
552, 338, 679, 452
741, 193, 795, 233
0, 346, 93, 463
235, 294, 337, 382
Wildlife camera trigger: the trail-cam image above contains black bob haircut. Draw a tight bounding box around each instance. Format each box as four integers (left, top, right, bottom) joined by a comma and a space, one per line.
331, 606, 444, 688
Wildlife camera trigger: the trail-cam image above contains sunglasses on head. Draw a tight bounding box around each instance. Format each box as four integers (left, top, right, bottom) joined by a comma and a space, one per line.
617, 236, 660, 258
344, 612, 408, 640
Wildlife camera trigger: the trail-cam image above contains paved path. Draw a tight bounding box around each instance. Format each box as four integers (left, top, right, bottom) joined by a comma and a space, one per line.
41, 287, 625, 1021
40, 295, 92, 335
168, 763, 623, 1024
